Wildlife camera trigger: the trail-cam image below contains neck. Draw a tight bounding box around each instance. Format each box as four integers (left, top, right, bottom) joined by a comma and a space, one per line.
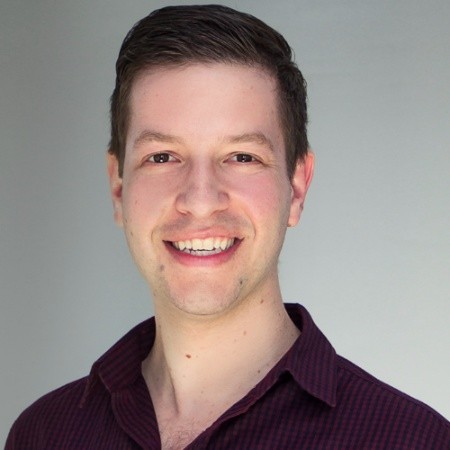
142, 293, 299, 419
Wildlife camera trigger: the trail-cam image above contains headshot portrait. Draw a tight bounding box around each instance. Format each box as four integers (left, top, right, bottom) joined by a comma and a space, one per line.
1, 1, 449, 448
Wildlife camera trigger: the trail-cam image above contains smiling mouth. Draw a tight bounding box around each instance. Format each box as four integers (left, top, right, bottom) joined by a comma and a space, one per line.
169, 237, 236, 256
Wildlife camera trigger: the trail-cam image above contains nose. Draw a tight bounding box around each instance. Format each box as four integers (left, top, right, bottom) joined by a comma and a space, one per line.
175, 161, 229, 218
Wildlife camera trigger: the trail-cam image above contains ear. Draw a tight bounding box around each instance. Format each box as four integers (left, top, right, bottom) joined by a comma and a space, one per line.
287, 151, 314, 227
106, 152, 124, 227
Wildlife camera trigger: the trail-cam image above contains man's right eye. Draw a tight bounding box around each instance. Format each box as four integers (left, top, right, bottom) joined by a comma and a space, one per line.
148, 153, 173, 163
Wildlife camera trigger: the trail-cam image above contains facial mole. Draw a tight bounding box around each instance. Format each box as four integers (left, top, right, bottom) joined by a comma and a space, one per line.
185, 354, 192, 359
260, 299, 265, 304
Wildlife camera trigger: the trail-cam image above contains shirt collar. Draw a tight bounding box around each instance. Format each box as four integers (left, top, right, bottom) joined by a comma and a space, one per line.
283, 303, 337, 407
80, 318, 156, 407
81, 303, 337, 408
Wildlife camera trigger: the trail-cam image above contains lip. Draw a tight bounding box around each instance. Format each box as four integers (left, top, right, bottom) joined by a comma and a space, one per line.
164, 238, 241, 266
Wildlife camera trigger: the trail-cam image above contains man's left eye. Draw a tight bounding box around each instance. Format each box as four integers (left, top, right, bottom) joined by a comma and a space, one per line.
148, 153, 174, 163
232, 154, 255, 163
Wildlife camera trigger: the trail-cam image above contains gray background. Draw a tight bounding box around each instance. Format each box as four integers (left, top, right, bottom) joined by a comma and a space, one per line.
1, 0, 449, 442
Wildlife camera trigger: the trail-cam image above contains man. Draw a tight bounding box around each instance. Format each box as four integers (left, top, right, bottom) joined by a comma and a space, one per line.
6, 5, 449, 449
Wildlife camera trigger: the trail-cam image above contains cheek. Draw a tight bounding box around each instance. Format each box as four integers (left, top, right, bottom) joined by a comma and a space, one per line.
233, 174, 291, 222
121, 174, 179, 228
121, 179, 151, 226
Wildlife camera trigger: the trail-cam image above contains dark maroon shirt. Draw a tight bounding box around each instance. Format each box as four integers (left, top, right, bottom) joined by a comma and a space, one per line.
6, 304, 449, 449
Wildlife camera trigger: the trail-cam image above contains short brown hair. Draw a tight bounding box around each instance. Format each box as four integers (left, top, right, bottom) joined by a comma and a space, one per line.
109, 5, 308, 178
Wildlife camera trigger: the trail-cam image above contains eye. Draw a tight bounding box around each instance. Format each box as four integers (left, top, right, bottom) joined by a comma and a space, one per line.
231, 153, 256, 163
147, 153, 176, 163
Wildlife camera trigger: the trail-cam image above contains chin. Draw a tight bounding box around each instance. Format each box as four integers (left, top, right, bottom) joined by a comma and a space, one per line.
173, 295, 238, 317
150, 272, 251, 318
157, 284, 243, 318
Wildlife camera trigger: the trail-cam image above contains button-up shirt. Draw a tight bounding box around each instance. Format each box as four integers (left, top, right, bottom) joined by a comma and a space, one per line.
6, 304, 449, 449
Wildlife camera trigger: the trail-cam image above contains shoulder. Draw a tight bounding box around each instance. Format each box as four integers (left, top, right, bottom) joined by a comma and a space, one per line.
5, 376, 110, 449
6, 378, 88, 448
6, 319, 155, 449
335, 355, 449, 449
12, 377, 87, 423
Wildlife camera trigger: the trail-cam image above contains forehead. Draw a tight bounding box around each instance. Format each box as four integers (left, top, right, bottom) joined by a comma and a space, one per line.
127, 63, 283, 145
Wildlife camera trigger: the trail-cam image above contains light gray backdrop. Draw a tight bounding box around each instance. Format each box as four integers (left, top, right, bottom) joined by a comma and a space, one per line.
1, 0, 449, 442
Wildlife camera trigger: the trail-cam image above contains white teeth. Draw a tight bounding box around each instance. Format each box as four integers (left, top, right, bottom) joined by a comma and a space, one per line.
192, 238, 202, 251
172, 237, 235, 254
203, 237, 214, 250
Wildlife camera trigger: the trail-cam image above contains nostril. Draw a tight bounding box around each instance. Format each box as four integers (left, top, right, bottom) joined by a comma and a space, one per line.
174, 180, 229, 217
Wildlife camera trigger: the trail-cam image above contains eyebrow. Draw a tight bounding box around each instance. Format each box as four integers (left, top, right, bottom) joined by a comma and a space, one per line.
226, 132, 274, 152
133, 130, 182, 149
132, 130, 274, 152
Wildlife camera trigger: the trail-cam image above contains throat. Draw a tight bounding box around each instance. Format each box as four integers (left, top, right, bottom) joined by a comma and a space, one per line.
142, 351, 234, 450
142, 296, 300, 450
142, 304, 300, 426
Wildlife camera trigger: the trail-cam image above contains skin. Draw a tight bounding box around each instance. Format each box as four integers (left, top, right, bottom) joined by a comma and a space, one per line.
107, 63, 314, 448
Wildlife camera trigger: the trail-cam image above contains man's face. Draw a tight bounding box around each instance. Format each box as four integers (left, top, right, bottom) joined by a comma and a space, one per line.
108, 63, 313, 318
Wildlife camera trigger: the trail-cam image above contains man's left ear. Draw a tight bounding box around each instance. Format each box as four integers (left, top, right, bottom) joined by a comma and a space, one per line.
288, 151, 314, 227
